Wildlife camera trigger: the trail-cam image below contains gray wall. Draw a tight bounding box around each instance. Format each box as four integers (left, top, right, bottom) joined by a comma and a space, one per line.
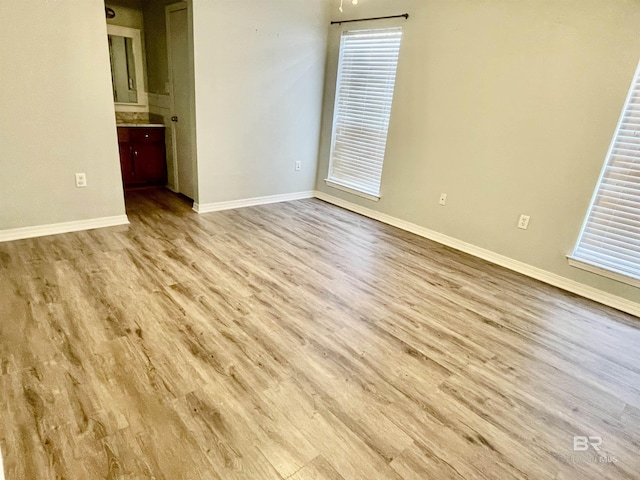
0, 0, 126, 230
316, 0, 640, 304
191, 0, 329, 206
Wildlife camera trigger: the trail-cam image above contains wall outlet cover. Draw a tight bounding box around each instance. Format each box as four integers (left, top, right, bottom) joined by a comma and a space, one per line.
75, 173, 87, 188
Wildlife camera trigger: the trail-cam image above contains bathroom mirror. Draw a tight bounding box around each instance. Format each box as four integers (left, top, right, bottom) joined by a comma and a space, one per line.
107, 25, 147, 107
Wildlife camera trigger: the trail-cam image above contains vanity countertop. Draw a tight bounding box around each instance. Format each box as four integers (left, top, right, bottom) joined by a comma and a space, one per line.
117, 123, 165, 128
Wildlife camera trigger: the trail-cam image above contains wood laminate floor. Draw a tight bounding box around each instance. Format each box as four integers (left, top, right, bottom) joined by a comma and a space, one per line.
1, 188, 639, 479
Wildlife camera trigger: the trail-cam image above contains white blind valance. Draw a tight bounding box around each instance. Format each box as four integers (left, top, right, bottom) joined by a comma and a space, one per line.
327, 28, 402, 198
572, 61, 640, 282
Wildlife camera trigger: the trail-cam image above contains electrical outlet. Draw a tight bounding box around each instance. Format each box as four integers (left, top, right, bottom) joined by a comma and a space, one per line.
439, 193, 447, 206
518, 214, 530, 230
75, 173, 87, 188
295, 161, 301, 171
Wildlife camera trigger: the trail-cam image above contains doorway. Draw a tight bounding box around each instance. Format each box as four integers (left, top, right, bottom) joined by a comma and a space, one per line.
105, 0, 196, 207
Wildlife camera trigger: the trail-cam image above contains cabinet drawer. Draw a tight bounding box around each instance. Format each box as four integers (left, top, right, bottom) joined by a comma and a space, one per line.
130, 128, 164, 144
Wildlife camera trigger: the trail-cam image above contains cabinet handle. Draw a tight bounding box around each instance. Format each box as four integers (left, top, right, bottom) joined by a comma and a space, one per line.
132, 149, 137, 176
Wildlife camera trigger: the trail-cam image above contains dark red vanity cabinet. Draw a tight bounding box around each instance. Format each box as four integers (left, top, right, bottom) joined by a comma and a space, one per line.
117, 126, 167, 189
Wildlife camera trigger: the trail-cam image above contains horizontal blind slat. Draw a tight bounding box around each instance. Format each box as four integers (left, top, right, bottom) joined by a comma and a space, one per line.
573, 250, 640, 279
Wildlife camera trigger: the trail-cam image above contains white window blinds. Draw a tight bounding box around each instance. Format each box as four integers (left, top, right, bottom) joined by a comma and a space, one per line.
571, 60, 640, 283
327, 28, 402, 198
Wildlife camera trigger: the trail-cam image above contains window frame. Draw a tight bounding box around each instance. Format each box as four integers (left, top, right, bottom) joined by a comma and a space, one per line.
325, 26, 403, 201
568, 59, 640, 288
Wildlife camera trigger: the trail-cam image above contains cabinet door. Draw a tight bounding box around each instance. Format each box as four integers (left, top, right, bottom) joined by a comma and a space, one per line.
132, 144, 167, 185
119, 143, 135, 186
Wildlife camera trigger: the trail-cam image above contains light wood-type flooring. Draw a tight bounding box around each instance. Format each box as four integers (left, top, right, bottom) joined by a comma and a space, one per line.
1, 188, 639, 479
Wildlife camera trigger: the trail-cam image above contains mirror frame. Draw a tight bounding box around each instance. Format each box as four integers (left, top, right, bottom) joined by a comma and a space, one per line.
107, 25, 148, 111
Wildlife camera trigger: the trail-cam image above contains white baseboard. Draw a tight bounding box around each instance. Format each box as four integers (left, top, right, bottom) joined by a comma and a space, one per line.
0, 215, 129, 243
194, 191, 315, 214
314, 190, 640, 318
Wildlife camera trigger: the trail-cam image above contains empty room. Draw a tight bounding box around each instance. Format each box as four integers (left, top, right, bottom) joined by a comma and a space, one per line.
1, 0, 640, 478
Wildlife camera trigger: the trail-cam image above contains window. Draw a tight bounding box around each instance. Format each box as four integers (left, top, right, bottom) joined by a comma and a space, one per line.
570, 60, 640, 286
326, 28, 403, 200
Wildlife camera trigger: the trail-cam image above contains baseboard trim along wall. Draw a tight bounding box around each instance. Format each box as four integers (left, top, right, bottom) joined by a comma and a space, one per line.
194, 191, 315, 214
8, 190, 633, 316
314, 190, 640, 318
0, 215, 129, 243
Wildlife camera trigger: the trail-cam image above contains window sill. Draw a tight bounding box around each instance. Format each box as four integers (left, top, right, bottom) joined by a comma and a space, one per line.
324, 179, 380, 202
567, 256, 640, 289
